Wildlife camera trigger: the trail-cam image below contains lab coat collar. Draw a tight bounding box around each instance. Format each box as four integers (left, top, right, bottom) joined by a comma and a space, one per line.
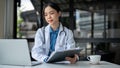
59, 23, 64, 33
46, 23, 63, 33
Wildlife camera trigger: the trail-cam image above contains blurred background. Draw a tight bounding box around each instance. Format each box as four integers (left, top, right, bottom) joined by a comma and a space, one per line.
0, 0, 120, 65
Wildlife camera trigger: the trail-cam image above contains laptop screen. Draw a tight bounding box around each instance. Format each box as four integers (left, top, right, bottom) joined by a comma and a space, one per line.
0, 39, 32, 66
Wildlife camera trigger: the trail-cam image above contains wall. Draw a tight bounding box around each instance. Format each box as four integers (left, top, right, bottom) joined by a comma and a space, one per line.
0, 0, 14, 38
0, 0, 5, 38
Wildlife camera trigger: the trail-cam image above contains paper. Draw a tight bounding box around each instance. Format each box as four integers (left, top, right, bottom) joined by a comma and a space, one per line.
54, 61, 71, 64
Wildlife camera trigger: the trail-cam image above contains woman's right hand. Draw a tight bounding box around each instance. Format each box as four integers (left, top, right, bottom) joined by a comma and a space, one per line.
65, 54, 78, 64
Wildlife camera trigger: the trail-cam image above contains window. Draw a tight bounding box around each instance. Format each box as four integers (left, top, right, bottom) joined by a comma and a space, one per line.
17, 0, 37, 39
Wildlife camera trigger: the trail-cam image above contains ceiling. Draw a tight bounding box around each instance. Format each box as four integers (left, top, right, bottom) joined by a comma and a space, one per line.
30, 0, 120, 13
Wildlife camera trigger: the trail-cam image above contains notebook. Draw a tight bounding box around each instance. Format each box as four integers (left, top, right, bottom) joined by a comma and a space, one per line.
46, 48, 82, 63
0, 39, 41, 66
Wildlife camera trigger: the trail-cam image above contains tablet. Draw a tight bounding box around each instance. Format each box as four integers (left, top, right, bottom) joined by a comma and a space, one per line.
46, 48, 82, 63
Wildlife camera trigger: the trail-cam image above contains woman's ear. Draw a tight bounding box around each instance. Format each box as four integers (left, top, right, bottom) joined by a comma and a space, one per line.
58, 11, 61, 17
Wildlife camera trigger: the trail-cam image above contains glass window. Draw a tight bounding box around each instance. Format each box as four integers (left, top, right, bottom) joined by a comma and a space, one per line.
75, 10, 92, 38
17, 0, 37, 38
106, 5, 120, 38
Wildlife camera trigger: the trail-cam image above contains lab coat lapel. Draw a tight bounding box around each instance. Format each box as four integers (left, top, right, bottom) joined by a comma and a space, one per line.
55, 24, 64, 51
45, 25, 50, 55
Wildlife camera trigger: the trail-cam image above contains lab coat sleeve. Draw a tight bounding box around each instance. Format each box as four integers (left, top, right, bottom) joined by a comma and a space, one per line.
66, 29, 80, 60
31, 28, 48, 62
66, 29, 76, 49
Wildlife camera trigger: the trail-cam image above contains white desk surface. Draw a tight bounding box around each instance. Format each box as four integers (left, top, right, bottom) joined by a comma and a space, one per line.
0, 61, 120, 68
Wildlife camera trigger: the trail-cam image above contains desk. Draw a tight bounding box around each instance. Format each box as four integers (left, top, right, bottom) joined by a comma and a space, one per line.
0, 61, 120, 68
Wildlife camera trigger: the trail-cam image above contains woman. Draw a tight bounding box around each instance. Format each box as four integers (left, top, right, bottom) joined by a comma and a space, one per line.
32, 2, 78, 64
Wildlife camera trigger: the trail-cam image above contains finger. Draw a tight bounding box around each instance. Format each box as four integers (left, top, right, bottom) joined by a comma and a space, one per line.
70, 58, 76, 64
66, 57, 76, 64
65, 57, 72, 61
75, 54, 79, 59
75, 54, 78, 58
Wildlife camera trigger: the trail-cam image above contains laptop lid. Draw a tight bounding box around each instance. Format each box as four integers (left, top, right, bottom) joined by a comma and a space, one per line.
0, 39, 37, 66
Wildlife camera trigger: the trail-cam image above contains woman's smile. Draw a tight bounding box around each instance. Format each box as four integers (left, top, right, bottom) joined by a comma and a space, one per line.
48, 19, 53, 23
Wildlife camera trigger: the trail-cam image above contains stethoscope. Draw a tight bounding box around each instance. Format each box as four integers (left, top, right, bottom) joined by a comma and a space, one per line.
42, 25, 66, 44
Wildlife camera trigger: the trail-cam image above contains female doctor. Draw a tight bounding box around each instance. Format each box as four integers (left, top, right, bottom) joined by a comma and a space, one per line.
32, 2, 78, 64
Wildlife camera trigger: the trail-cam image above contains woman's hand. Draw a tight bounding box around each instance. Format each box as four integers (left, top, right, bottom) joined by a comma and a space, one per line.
65, 54, 79, 64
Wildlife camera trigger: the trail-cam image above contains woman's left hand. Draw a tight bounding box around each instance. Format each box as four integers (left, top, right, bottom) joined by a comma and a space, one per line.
65, 54, 78, 64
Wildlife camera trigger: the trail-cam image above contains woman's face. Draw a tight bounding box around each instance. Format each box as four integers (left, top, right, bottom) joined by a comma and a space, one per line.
44, 6, 61, 25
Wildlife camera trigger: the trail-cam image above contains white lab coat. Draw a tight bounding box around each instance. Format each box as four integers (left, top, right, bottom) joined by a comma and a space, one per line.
32, 23, 75, 62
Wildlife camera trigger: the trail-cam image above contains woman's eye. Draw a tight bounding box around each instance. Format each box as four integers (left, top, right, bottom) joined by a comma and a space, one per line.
44, 14, 47, 16
50, 12, 54, 14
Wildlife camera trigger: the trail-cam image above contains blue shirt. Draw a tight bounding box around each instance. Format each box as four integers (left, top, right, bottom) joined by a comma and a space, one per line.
48, 27, 59, 56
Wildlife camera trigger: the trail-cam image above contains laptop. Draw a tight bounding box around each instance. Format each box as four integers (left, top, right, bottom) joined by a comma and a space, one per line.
0, 39, 41, 66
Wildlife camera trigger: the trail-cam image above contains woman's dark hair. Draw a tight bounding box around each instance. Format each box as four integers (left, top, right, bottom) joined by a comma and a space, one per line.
42, 2, 61, 15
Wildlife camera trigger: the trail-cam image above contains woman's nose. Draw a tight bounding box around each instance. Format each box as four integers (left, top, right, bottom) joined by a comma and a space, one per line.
47, 14, 51, 19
